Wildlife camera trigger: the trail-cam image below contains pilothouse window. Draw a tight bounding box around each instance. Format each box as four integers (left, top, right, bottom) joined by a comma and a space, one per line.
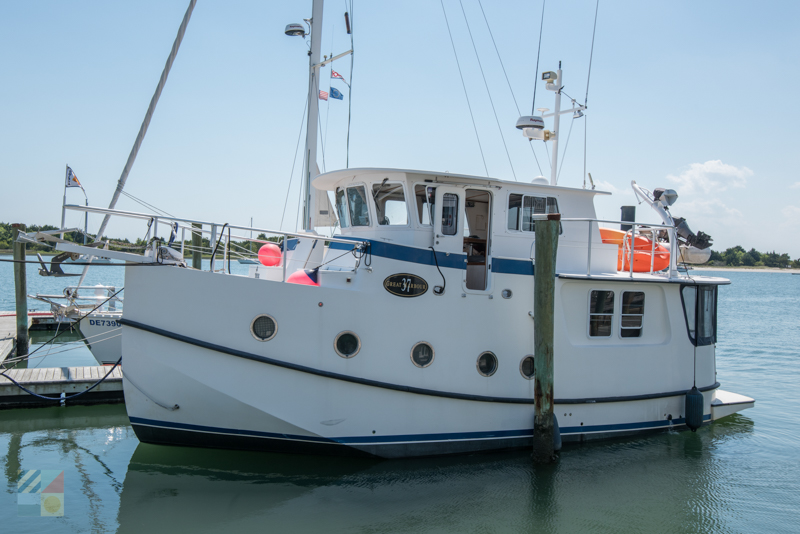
508, 193, 561, 232
335, 188, 349, 228
415, 185, 435, 225
372, 182, 408, 225
346, 186, 370, 227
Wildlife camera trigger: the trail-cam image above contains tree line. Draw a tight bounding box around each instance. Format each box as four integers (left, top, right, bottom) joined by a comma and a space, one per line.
709, 246, 799, 268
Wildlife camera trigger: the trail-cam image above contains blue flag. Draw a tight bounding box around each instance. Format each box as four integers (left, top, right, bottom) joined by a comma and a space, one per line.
330, 87, 343, 100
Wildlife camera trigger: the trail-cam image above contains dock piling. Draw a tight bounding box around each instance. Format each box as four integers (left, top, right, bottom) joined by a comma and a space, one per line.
532, 214, 560, 463
11, 224, 28, 358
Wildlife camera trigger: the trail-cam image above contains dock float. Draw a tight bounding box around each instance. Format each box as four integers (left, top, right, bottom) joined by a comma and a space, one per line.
0, 366, 124, 409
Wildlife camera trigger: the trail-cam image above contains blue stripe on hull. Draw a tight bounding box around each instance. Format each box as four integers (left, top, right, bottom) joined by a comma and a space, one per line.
329, 238, 533, 275
129, 413, 712, 448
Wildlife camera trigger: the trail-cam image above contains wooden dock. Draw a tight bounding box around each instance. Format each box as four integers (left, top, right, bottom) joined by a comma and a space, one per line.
0, 365, 124, 408
0, 313, 32, 365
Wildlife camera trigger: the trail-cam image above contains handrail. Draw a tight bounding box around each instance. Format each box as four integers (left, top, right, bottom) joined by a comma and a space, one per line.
63, 204, 358, 245
560, 218, 677, 278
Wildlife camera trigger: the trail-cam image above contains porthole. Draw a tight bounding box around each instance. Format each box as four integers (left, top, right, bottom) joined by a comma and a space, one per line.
410, 342, 435, 368
334, 331, 361, 358
520, 356, 535, 379
250, 314, 277, 341
476, 351, 498, 377
501, 289, 513, 299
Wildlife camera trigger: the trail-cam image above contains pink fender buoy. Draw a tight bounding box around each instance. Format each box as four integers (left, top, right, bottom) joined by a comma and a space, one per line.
258, 243, 282, 266
286, 269, 320, 286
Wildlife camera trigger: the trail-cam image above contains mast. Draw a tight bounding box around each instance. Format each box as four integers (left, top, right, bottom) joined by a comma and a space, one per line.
549, 64, 562, 186
302, 0, 324, 232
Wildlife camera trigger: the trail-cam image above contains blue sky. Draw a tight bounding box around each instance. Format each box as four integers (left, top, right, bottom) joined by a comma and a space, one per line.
2, 1, 799, 256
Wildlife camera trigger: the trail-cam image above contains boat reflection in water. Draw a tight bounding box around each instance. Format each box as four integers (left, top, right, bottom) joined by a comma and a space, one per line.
116, 414, 754, 533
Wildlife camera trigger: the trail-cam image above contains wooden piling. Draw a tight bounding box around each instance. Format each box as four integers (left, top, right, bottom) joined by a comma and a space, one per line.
192, 223, 202, 270
532, 213, 560, 463
11, 224, 29, 358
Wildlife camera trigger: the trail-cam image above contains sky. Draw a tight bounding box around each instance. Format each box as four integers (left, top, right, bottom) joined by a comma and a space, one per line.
2, 1, 799, 256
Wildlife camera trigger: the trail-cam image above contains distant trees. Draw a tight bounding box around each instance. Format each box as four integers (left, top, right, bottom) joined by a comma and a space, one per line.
708, 245, 798, 268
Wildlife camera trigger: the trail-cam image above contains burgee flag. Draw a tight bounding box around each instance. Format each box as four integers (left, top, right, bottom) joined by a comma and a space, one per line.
66, 166, 83, 189
319, 90, 329, 101
331, 70, 345, 81
330, 87, 343, 100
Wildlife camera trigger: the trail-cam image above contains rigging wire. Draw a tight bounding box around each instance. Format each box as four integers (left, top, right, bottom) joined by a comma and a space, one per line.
585, 0, 600, 107
530, 0, 546, 115
458, 0, 517, 181
583, 0, 600, 187
477, 0, 544, 177
556, 116, 576, 183
439, 0, 489, 177
280, 96, 309, 231
119, 190, 175, 218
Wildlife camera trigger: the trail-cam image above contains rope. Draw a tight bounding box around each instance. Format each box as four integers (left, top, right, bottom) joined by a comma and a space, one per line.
458, 0, 516, 181
439, 0, 489, 177
585, 0, 600, 107
557, 116, 576, 183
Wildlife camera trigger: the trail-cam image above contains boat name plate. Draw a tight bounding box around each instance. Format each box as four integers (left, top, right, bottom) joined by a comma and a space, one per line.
383, 274, 428, 297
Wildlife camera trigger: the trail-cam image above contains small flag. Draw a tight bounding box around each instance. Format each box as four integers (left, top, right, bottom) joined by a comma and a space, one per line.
330, 87, 343, 100
331, 70, 345, 81
319, 90, 329, 101
66, 166, 83, 189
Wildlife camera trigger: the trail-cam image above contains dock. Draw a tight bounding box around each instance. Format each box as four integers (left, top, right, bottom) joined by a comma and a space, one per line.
0, 365, 124, 408
1, 311, 124, 408
0, 312, 32, 365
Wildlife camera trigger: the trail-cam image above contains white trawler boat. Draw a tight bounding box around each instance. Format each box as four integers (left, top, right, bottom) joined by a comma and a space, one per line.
57, 0, 752, 457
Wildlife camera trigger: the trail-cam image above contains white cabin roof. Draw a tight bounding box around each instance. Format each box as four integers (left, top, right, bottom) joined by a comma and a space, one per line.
312, 167, 611, 196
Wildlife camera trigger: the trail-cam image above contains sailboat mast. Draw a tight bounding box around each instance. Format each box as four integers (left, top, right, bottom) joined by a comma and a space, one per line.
302, 0, 324, 232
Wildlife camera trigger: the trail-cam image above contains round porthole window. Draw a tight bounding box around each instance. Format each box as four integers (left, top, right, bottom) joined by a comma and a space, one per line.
411, 342, 435, 368
520, 356, 535, 379
477, 352, 498, 377
334, 331, 361, 358
501, 289, 513, 299
250, 315, 277, 341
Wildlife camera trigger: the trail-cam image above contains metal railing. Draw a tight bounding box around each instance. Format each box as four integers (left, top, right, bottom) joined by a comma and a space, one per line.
562, 218, 678, 278
63, 204, 364, 281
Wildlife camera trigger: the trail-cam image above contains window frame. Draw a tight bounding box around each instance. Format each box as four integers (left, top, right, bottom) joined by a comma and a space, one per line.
588, 289, 615, 338
680, 284, 718, 346
345, 184, 372, 227
372, 181, 410, 227
414, 184, 436, 227
619, 291, 645, 338
506, 192, 562, 234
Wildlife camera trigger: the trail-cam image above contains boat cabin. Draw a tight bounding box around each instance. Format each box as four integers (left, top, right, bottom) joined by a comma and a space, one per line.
312, 168, 614, 283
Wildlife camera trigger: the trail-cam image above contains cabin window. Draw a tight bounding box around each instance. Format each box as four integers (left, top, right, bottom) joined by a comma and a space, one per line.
372, 182, 408, 226
681, 285, 717, 346
346, 186, 370, 226
441, 193, 458, 236
415, 185, 435, 225
507, 193, 561, 232
589, 290, 614, 337
620, 291, 645, 338
335, 188, 349, 228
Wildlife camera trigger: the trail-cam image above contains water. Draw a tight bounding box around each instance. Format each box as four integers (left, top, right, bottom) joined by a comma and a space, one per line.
1, 270, 799, 533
